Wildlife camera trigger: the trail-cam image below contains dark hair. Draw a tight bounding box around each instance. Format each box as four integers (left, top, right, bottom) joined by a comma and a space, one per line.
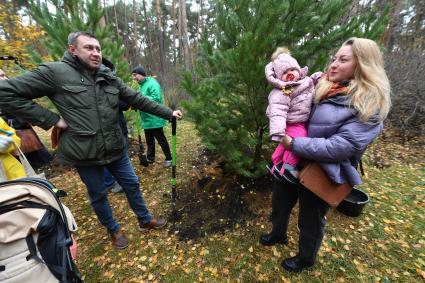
67, 31, 97, 46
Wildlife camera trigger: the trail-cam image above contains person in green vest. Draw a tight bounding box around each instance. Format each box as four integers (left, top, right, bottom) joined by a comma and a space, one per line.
132, 67, 172, 167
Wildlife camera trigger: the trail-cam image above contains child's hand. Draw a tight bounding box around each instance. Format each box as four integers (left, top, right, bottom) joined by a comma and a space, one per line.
70, 235, 78, 260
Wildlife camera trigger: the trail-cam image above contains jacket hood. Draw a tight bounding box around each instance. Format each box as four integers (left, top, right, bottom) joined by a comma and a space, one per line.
272, 53, 301, 80
61, 51, 116, 75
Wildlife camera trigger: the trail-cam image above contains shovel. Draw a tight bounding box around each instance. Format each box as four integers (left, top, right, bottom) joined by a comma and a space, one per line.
134, 110, 149, 167
171, 117, 177, 202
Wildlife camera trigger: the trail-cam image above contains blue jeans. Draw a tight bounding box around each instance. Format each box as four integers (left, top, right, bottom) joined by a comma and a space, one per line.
104, 136, 129, 188
104, 169, 115, 188
76, 154, 152, 234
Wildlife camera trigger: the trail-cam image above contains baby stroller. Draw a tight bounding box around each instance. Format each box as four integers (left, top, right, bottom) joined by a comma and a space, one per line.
0, 178, 83, 282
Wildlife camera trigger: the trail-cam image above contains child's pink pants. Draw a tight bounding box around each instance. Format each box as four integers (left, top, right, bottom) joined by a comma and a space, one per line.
270, 123, 307, 175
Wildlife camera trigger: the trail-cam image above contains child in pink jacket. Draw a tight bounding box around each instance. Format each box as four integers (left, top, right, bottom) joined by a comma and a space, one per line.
265, 47, 321, 183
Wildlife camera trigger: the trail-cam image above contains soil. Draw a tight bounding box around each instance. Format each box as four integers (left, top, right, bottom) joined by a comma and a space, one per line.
167, 148, 273, 241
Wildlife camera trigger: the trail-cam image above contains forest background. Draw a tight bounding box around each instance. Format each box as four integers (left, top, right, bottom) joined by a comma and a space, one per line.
0, 0, 424, 281
0, 0, 423, 177
1, 0, 423, 177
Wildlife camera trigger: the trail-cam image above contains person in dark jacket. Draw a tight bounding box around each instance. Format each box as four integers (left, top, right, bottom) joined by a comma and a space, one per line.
0, 31, 183, 249
132, 67, 172, 167
259, 38, 391, 272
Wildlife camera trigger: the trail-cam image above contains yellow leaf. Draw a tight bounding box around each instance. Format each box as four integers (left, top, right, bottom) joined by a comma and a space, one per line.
248, 246, 254, 253
417, 269, 425, 279
355, 264, 365, 273
272, 247, 281, 258
384, 226, 392, 233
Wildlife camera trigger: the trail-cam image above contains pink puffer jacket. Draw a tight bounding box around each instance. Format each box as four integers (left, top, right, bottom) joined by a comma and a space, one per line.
265, 64, 322, 141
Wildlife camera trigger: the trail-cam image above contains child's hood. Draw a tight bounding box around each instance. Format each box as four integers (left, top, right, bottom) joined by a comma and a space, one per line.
272, 53, 304, 79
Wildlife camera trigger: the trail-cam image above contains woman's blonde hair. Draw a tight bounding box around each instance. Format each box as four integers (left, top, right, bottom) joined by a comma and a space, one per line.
315, 37, 391, 122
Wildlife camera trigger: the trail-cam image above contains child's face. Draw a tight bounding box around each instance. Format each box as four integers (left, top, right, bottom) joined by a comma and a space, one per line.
281, 68, 300, 82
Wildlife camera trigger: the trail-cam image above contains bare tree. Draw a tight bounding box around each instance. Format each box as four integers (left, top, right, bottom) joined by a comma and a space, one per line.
156, 0, 166, 73
103, 0, 108, 23
113, 0, 120, 36
385, 50, 425, 139
142, 0, 154, 71
178, 0, 190, 70
130, 0, 141, 66
382, 1, 403, 51
171, 0, 178, 66
195, 0, 203, 50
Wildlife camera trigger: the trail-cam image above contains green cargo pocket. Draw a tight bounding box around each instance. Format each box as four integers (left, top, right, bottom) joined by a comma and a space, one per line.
62, 85, 91, 109
60, 130, 97, 161
104, 86, 119, 108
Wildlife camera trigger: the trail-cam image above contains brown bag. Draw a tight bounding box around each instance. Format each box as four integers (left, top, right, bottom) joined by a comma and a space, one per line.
14, 128, 43, 153
299, 163, 352, 207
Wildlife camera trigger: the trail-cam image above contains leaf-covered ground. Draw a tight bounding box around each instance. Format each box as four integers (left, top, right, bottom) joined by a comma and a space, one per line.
36, 121, 424, 282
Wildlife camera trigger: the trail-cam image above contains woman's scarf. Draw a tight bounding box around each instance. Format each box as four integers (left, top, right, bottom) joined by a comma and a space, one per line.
320, 80, 350, 102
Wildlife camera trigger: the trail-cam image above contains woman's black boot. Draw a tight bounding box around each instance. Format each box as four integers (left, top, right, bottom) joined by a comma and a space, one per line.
281, 255, 314, 272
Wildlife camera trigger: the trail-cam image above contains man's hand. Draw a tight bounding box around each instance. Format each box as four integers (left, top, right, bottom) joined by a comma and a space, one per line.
55, 117, 68, 129
172, 110, 183, 119
0, 135, 13, 153
280, 135, 293, 150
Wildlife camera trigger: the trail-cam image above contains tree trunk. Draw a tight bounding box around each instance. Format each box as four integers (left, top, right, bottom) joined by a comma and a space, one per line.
382, 1, 403, 51
103, 0, 108, 23
411, 0, 424, 48
124, 0, 128, 30
131, 0, 140, 66
113, 0, 120, 36
193, 0, 203, 54
142, 0, 154, 71
196, 0, 203, 42
178, 0, 190, 70
171, 0, 177, 65
156, 0, 165, 73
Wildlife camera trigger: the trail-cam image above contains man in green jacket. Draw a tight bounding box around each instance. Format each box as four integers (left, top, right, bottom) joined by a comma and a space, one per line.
132, 67, 172, 167
0, 31, 182, 249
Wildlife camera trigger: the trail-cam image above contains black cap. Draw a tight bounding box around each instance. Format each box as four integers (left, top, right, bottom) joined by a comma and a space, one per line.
132, 66, 146, 76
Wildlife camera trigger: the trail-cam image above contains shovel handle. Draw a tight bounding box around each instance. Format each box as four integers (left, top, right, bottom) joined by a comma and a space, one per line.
171, 117, 177, 201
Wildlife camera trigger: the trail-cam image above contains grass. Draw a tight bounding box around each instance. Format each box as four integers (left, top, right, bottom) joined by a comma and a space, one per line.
34, 119, 424, 282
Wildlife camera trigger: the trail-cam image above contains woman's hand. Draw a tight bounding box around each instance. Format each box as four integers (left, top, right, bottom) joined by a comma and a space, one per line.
280, 135, 292, 150
172, 110, 183, 119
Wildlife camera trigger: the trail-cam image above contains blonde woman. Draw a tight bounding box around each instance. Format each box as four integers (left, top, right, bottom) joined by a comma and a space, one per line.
260, 38, 391, 272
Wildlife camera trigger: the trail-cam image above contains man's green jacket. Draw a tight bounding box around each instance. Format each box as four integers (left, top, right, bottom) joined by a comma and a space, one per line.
0, 52, 173, 166
138, 77, 166, 129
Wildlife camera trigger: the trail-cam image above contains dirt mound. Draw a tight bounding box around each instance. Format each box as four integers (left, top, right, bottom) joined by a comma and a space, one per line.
168, 148, 272, 240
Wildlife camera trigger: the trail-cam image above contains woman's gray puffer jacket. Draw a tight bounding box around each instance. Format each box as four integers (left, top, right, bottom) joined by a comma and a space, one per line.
291, 95, 383, 186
